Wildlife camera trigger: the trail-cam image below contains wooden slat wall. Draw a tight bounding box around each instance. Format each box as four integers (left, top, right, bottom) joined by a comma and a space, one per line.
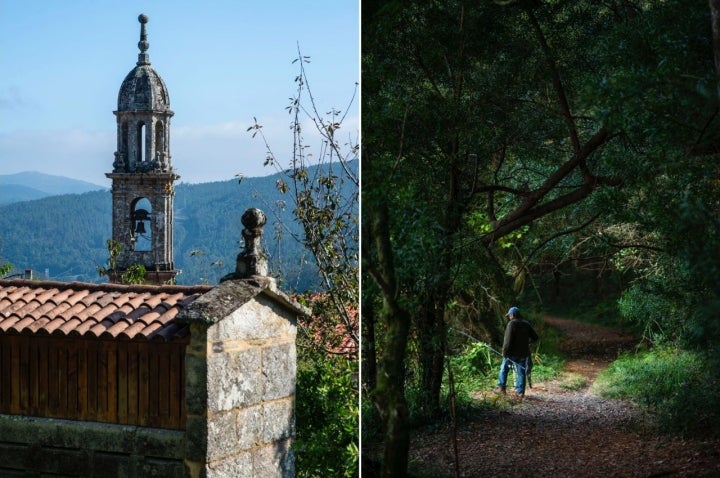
0, 335, 187, 430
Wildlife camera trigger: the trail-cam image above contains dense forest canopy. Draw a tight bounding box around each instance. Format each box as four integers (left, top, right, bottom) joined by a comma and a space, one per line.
362, 0, 720, 475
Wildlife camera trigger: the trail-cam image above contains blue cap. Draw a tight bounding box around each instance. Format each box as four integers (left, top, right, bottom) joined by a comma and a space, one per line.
506, 306, 519, 316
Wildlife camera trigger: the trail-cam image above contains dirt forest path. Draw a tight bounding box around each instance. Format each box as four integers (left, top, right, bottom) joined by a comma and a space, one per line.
407, 316, 720, 477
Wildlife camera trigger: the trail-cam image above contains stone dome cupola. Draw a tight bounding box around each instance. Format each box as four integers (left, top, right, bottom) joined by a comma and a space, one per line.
112, 14, 174, 175
117, 14, 170, 112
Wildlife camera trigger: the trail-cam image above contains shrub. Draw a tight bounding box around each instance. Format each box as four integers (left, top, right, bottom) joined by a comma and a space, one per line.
594, 347, 720, 437
295, 349, 358, 477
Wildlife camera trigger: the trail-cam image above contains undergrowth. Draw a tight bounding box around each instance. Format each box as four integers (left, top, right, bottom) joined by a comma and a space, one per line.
593, 346, 720, 437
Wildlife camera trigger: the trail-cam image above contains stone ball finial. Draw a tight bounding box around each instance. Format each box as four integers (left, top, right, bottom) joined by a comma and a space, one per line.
136, 13, 150, 61
241, 208, 267, 230
235, 208, 268, 278
220, 208, 272, 283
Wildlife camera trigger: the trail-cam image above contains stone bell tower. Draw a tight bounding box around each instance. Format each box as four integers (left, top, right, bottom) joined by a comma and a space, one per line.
106, 14, 178, 284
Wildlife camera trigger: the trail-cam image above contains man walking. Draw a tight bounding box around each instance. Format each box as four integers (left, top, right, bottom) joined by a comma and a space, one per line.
494, 306, 539, 398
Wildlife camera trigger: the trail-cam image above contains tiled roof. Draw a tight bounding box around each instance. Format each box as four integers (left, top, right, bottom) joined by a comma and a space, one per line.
0, 280, 212, 342
303, 292, 358, 358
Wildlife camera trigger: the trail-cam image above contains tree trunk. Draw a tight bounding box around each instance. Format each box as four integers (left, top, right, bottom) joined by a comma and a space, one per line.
375, 301, 411, 478
417, 293, 447, 417
366, 203, 412, 477
362, 300, 378, 391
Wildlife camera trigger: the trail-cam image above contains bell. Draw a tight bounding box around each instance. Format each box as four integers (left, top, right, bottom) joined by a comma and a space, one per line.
135, 221, 147, 234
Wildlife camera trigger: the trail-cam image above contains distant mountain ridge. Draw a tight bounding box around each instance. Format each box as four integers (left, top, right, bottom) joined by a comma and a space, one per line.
0, 172, 106, 205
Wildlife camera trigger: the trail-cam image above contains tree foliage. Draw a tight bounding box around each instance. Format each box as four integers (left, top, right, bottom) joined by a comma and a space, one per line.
97, 238, 148, 285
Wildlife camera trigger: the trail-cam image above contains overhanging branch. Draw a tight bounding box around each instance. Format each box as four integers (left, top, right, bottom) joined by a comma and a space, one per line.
521, 212, 602, 268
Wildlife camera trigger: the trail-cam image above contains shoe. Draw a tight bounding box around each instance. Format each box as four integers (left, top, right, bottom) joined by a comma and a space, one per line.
511, 391, 524, 400
493, 387, 506, 395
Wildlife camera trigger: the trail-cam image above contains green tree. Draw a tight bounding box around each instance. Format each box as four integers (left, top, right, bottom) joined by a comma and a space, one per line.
249, 47, 358, 354
249, 49, 359, 477
97, 239, 148, 285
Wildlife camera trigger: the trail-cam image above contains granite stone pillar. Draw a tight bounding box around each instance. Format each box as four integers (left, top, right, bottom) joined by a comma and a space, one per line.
178, 209, 305, 478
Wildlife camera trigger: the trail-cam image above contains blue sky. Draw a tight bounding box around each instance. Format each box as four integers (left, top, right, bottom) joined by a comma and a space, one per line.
0, 0, 359, 185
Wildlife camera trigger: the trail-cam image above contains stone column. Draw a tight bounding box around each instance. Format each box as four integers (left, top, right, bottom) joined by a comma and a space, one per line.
179, 209, 304, 478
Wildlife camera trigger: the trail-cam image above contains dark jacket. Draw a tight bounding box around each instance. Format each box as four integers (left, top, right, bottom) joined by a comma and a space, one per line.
502, 317, 539, 358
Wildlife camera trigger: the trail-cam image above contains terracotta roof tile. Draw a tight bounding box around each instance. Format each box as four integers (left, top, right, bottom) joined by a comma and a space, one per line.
45, 301, 71, 319
48, 288, 75, 305
66, 301, 93, 320
8, 297, 32, 314
119, 321, 151, 340
13, 300, 41, 318
101, 319, 131, 339
0, 298, 12, 311
93, 303, 119, 322
138, 310, 161, 326
71, 318, 99, 337
0, 279, 212, 342
7, 286, 32, 302
0, 316, 19, 332
26, 317, 52, 334
74, 303, 102, 322
57, 318, 82, 336
43, 317, 68, 335
140, 322, 163, 339
142, 294, 165, 309
157, 308, 178, 324
30, 301, 57, 319
109, 294, 132, 309
10, 317, 36, 333
88, 319, 115, 337
79, 290, 104, 306
150, 322, 188, 342
35, 288, 60, 304
130, 293, 152, 308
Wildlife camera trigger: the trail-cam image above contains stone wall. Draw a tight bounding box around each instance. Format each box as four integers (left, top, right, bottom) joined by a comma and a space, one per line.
0, 414, 184, 477
181, 279, 299, 478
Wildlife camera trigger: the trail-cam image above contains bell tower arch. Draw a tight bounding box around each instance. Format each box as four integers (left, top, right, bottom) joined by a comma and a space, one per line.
106, 14, 178, 284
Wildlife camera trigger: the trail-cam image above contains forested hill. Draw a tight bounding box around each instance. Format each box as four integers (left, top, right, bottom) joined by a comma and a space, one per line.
0, 163, 356, 291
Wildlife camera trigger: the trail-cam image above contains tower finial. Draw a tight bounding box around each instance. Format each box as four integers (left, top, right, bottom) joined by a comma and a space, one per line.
137, 14, 150, 66
236, 208, 269, 278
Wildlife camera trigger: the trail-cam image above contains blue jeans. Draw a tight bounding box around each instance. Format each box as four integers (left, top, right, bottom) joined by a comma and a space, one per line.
497, 356, 529, 394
